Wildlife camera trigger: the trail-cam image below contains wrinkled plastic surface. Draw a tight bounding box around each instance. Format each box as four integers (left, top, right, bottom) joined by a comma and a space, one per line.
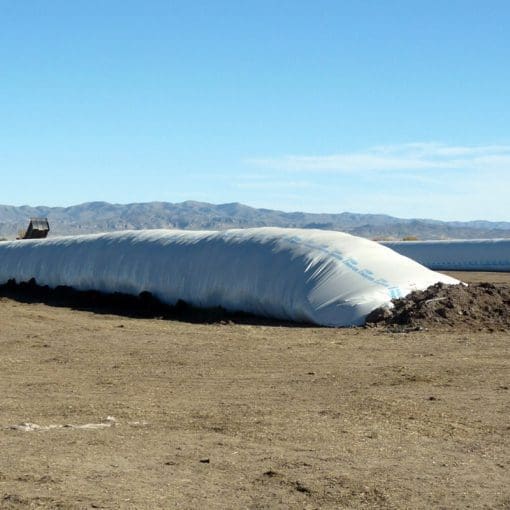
0, 228, 459, 326
383, 239, 510, 272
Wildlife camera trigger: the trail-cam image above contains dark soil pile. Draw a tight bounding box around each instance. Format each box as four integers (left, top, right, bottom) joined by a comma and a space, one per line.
366, 282, 510, 331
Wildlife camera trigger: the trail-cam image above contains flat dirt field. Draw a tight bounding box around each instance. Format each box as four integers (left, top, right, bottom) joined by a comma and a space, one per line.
1, 272, 509, 509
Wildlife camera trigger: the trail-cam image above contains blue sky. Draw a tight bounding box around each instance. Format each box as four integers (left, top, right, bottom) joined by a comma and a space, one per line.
1, 0, 509, 220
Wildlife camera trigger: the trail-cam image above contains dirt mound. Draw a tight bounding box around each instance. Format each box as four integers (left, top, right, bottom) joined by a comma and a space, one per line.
366, 281, 510, 331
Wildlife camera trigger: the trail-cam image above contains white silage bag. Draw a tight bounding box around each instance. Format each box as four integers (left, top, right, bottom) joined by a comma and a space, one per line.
0, 228, 459, 326
383, 239, 510, 272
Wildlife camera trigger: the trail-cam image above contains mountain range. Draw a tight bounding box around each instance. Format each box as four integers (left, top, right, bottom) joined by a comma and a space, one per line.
1, 201, 510, 240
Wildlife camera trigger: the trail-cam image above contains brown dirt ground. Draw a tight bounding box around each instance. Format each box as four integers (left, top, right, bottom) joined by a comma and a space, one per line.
1, 272, 509, 509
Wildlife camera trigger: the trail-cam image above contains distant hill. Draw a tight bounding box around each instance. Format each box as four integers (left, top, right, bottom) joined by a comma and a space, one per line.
1, 201, 510, 240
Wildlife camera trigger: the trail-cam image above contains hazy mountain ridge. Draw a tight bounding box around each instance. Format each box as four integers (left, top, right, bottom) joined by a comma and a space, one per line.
1, 201, 510, 240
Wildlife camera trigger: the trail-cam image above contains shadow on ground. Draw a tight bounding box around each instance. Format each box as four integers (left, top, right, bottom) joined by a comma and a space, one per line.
0, 278, 307, 327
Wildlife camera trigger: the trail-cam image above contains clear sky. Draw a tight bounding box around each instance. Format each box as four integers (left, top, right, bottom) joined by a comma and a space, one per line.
1, 0, 509, 221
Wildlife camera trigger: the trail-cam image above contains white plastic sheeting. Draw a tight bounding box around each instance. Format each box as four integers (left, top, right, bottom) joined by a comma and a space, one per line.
0, 228, 459, 326
382, 239, 510, 272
